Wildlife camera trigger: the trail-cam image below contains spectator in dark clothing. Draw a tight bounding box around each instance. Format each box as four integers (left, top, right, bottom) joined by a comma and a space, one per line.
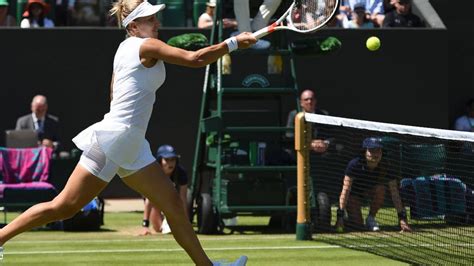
383, 0, 396, 14
16, 95, 61, 150
286, 89, 330, 153
382, 0, 425, 28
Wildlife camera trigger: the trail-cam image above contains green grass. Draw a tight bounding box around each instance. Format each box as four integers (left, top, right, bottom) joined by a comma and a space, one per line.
0, 212, 408, 265
323, 206, 474, 265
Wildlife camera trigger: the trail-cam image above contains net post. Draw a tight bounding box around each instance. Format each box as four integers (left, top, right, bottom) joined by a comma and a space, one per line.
295, 112, 312, 240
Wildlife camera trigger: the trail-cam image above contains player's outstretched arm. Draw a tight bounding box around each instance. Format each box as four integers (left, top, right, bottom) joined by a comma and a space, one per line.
140, 33, 256, 68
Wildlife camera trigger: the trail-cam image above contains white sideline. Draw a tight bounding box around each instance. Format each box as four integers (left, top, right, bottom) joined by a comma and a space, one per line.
9, 235, 296, 244
4, 243, 474, 255
0, 245, 342, 255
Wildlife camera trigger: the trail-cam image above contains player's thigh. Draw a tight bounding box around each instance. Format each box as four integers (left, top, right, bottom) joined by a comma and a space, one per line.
121, 162, 181, 211
53, 164, 108, 211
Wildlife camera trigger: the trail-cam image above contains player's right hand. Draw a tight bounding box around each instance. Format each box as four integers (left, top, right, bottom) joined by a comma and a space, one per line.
235, 32, 257, 49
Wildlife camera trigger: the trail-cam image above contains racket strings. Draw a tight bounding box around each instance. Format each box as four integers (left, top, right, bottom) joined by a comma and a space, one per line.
289, 0, 338, 31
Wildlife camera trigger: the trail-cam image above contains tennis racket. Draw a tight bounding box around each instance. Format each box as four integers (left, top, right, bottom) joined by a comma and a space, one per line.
252, 0, 340, 39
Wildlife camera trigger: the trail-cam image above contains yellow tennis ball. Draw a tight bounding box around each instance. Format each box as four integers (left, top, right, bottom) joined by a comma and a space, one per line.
366, 36, 381, 51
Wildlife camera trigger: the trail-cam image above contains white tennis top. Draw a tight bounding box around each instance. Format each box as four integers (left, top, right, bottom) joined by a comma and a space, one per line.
73, 37, 166, 168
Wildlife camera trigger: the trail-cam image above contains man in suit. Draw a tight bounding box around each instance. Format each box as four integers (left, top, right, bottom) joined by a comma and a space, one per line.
16, 94, 61, 149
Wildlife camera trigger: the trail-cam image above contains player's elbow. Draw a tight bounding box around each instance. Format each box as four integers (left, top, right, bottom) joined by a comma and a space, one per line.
183, 53, 205, 68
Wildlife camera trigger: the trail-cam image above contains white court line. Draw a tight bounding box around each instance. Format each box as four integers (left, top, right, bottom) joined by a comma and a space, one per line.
6, 245, 339, 255
10, 231, 472, 244
10, 235, 296, 244
5, 243, 474, 256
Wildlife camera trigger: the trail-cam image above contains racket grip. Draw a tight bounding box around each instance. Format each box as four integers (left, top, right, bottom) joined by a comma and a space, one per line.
252, 27, 270, 39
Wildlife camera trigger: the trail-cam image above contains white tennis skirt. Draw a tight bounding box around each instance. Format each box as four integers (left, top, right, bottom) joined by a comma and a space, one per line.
73, 122, 155, 182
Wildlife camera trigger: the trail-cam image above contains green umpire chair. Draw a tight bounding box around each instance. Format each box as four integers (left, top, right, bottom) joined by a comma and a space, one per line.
193, 0, 207, 26
155, 0, 186, 27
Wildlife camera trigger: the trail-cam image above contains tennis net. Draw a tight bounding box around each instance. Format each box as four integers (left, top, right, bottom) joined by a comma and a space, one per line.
297, 112, 474, 265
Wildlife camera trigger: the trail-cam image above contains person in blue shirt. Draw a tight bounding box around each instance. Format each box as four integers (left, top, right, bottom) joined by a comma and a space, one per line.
454, 98, 474, 132
336, 137, 411, 232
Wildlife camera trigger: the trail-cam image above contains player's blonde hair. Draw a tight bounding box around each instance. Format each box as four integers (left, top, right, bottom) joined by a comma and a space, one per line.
109, 0, 144, 28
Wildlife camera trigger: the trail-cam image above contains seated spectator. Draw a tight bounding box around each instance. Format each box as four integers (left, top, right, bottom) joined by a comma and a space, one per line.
382, 0, 425, 28
68, 0, 101, 26
16, 95, 61, 150
340, 0, 384, 27
0, 0, 16, 27
232, 0, 282, 50
20, 0, 55, 28
140, 145, 189, 235
454, 98, 474, 132
335, 137, 412, 232
454, 98, 474, 154
383, 0, 396, 14
326, 11, 343, 28
198, 0, 237, 29
286, 89, 330, 154
342, 3, 374, 28
284, 90, 336, 230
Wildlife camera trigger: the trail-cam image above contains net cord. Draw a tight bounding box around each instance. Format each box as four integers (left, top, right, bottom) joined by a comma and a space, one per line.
305, 113, 474, 142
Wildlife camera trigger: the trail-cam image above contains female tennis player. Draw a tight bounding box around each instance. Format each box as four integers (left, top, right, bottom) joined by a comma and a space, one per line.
0, 1, 254, 265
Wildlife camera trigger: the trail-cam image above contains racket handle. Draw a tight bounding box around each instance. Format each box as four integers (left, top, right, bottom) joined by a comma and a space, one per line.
252, 27, 271, 39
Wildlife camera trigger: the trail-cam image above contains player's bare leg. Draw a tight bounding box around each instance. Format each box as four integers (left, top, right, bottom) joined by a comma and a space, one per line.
0, 165, 108, 246
122, 162, 212, 266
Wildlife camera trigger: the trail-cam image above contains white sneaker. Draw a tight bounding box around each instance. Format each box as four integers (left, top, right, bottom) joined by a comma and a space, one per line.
161, 217, 171, 234
213, 255, 248, 266
0, 246, 4, 260
366, 215, 380, 231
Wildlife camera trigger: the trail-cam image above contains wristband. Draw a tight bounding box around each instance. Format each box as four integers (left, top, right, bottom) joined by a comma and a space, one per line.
337, 208, 345, 219
142, 219, 150, 227
398, 209, 407, 221
224, 37, 238, 53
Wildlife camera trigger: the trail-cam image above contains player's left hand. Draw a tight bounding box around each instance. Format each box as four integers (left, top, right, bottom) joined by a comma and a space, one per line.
235, 32, 257, 49
400, 220, 412, 232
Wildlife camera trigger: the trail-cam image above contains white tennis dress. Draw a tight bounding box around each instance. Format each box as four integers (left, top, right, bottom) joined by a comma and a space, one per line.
73, 37, 166, 170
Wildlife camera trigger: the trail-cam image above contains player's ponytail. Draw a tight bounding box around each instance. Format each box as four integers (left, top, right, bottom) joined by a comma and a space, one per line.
109, 0, 143, 28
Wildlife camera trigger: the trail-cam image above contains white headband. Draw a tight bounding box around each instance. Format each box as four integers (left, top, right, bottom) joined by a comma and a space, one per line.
122, 1, 165, 28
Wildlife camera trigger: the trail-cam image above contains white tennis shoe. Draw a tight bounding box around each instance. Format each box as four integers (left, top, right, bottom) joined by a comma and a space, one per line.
161, 217, 171, 234
366, 215, 380, 231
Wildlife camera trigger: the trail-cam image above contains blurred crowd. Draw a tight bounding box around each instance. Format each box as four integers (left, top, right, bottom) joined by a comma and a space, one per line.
0, 0, 425, 28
